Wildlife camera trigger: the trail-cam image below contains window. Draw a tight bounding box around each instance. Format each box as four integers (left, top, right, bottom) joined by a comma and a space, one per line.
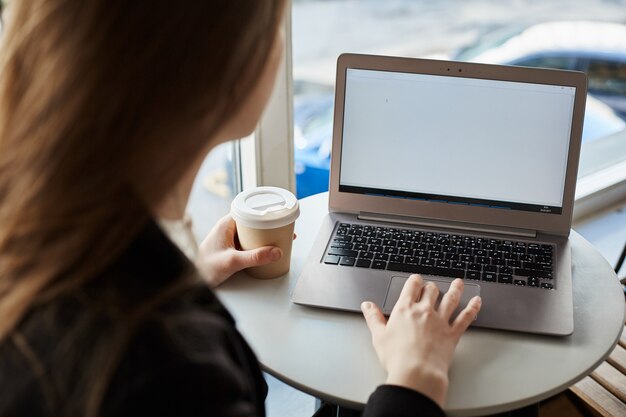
290, 1, 626, 218
187, 9, 295, 239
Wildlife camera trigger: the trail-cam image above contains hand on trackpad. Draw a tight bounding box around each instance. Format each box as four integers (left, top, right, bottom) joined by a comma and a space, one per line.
382, 276, 481, 317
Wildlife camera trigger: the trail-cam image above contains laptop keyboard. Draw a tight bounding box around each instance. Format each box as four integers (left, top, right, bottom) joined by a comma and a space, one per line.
324, 223, 556, 290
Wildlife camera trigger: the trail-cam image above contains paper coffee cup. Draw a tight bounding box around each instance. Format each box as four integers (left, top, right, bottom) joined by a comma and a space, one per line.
230, 186, 300, 279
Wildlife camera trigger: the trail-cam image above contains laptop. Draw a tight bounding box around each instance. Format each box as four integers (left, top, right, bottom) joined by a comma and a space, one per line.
292, 53, 587, 336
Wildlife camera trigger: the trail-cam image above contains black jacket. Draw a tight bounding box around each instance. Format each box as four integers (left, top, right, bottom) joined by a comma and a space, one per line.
0, 221, 443, 417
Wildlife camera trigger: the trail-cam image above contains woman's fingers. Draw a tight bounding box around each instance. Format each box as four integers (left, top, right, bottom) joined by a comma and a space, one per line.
227, 246, 282, 271
419, 281, 440, 307
396, 274, 425, 307
438, 279, 464, 318
451, 296, 482, 334
361, 301, 387, 338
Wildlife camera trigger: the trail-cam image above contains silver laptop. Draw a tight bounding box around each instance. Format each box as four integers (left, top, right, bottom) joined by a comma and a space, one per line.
292, 53, 587, 336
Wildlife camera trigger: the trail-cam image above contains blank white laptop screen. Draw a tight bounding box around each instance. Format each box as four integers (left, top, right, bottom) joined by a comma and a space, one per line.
339, 68, 577, 214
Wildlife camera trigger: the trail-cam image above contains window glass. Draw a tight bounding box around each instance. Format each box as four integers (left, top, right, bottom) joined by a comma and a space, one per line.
187, 142, 237, 241
292, 0, 626, 199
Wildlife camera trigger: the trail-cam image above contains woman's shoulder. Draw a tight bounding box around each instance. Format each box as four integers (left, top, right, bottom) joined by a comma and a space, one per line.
0, 277, 264, 416
102, 283, 266, 416
0, 220, 265, 416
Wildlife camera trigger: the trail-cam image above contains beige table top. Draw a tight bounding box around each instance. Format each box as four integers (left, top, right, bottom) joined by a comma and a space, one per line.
217, 192, 625, 416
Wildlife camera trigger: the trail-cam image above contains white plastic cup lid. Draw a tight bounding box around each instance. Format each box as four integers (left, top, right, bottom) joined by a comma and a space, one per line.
230, 186, 300, 229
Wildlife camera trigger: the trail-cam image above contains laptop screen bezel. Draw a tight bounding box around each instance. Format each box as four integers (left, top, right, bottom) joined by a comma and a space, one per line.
328, 54, 587, 236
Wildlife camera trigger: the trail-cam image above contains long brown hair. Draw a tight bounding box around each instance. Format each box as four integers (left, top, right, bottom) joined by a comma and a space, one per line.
0, 0, 285, 413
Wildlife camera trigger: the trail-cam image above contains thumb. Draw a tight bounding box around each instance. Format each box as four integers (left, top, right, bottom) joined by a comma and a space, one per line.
231, 246, 282, 270
361, 301, 386, 337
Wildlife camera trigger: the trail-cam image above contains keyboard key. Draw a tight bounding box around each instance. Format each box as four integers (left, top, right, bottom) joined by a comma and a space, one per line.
429, 244, 443, 253
467, 263, 482, 271
435, 259, 451, 268
522, 262, 552, 272
484, 265, 498, 273
482, 272, 497, 282
353, 243, 368, 251
541, 283, 554, 290
374, 253, 389, 261
355, 259, 371, 268
466, 240, 479, 249
528, 277, 540, 287
514, 279, 526, 286
498, 274, 513, 284
360, 252, 375, 259
324, 255, 340, 265
507, 260, 522, 268
330, 242, 352, 249
372, 260, 387, 269
498, 244, 512, 253
520, 255, 534, 263
390, 255, 404, 263
466, 271, 480, 280
505, 253, 519, 262
386, 262, 405, 272
328, 248, 359, 258
475, 256, 488, 265
340, 257, 356, 266
514, 268, 552, 279
535, 255, 552, 265
383, 247, 399, 255
421, 258, 435, 267
500, 266, 513, 275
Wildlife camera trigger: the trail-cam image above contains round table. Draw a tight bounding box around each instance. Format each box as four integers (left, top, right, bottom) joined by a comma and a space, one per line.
217, 192, 625, 416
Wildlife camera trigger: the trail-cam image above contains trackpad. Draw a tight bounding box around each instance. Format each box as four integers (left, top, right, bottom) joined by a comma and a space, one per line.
383, 276, 481, 317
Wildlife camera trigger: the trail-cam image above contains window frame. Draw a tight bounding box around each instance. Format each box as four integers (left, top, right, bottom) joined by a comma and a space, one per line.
240, 1, 296, 194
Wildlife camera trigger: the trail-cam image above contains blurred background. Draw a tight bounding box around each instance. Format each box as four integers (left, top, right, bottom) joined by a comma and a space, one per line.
191, 0, 626, 234
291, 0, 626, 198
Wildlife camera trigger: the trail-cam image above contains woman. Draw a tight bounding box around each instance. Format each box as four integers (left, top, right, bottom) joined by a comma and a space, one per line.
0, 1, 481, 416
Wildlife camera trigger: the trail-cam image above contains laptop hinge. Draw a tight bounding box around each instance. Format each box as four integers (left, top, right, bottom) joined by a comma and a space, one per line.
358, 212, 537, 239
